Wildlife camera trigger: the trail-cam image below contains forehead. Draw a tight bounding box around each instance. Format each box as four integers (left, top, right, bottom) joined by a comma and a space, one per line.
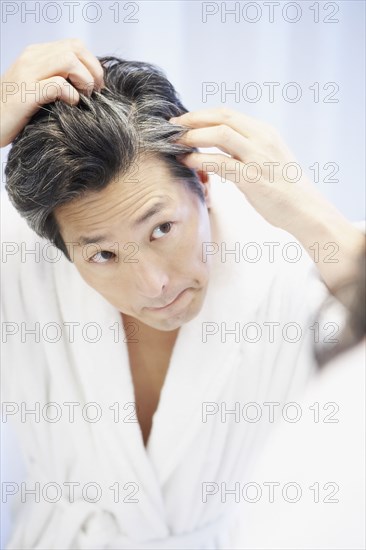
53, 155, 188, 242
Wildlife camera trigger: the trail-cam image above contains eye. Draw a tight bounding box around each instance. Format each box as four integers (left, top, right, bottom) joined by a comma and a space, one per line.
88, 250, 116, 264
151, 222, 173, 241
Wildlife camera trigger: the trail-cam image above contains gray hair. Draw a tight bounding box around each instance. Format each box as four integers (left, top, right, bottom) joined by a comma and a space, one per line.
5, 56, 204, 261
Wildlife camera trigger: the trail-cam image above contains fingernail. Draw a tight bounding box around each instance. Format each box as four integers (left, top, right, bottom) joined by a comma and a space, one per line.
169, 117, 178, 124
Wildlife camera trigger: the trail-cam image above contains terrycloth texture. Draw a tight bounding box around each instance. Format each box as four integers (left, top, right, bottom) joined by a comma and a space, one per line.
1, 175, 330, 549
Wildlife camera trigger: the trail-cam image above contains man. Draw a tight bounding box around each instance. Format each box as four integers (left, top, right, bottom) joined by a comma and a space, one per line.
1, 39, 364, 549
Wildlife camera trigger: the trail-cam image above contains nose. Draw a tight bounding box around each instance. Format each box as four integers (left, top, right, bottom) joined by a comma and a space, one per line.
128, 253, 170, 300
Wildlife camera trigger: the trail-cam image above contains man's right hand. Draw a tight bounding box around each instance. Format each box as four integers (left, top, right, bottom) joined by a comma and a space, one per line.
0, 38, 105, 147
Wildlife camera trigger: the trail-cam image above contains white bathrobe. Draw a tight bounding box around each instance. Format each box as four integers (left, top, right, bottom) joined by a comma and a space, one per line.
1, 175, 334, 549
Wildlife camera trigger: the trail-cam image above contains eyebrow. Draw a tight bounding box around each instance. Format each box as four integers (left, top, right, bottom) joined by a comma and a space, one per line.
76, 200, 169, 246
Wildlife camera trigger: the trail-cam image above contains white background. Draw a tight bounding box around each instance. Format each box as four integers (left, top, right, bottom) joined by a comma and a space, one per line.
1, 1, 365, 546
1, 0, 365, 219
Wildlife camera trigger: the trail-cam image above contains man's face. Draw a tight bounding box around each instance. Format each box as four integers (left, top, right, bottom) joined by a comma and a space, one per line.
54, 155, 213, 331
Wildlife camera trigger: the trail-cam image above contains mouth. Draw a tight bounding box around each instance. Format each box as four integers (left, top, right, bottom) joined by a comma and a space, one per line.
146, 288, 189, 312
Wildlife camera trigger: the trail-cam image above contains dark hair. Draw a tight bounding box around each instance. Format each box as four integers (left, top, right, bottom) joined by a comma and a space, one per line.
5, 56, 204, 261
314, 239, 366, 368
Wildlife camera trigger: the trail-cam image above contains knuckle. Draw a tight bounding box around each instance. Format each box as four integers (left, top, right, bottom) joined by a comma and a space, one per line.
180, 129, 191, 143
43, 76, 65, 96
217, 106, 232, 121
218, 124, 231, 141
68, 38, 86, 54
51, 76, 64, 86
257, 121, 274, 139
68, 38, 84, 47
62, 51, 79, 68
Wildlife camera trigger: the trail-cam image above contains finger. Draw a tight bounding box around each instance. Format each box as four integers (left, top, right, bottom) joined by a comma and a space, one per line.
35, 38, 104, 90
179, 151, 247, 187
176, 125, 252, 161
38, 76, 80, 106
37, 51, 96, 96
170, 107, 268, 140
73, 47, 105, 91
58, 53, 96, 96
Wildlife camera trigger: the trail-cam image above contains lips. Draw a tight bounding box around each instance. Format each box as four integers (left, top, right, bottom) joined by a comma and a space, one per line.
147, 289, 187, 310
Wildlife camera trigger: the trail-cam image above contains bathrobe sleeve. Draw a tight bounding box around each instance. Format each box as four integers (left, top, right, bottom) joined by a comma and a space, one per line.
1, 192, 105, 550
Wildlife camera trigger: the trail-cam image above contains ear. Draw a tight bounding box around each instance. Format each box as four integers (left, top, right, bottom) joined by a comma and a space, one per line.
196, 169, 209, 184
196, 169, 212, 208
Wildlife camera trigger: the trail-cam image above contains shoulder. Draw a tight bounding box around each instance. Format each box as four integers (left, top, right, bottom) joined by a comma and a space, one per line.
1, 190, 62, 303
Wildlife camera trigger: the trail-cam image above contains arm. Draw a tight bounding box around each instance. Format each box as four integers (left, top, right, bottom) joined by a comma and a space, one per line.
169, 107, 365, 294
281, 189, 365, 291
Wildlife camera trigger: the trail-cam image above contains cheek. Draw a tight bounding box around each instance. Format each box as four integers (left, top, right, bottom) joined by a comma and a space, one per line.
175, 217, 211, 275
75, 260, 136, 301
76, 266, 131, 311
74, 263, 112, 294
193, 209, 212, 258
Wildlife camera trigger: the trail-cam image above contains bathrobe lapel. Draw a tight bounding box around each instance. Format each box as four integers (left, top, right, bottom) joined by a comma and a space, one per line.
146, 254, 245, 487
52, 255, 170, 536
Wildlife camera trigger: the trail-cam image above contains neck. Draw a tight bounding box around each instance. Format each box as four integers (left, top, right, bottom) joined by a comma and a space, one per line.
121, 312, 180, 347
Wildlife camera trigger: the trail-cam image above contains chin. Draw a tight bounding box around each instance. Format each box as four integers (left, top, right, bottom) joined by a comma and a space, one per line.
152, 310, 199, 331
144, 288, 206, 332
